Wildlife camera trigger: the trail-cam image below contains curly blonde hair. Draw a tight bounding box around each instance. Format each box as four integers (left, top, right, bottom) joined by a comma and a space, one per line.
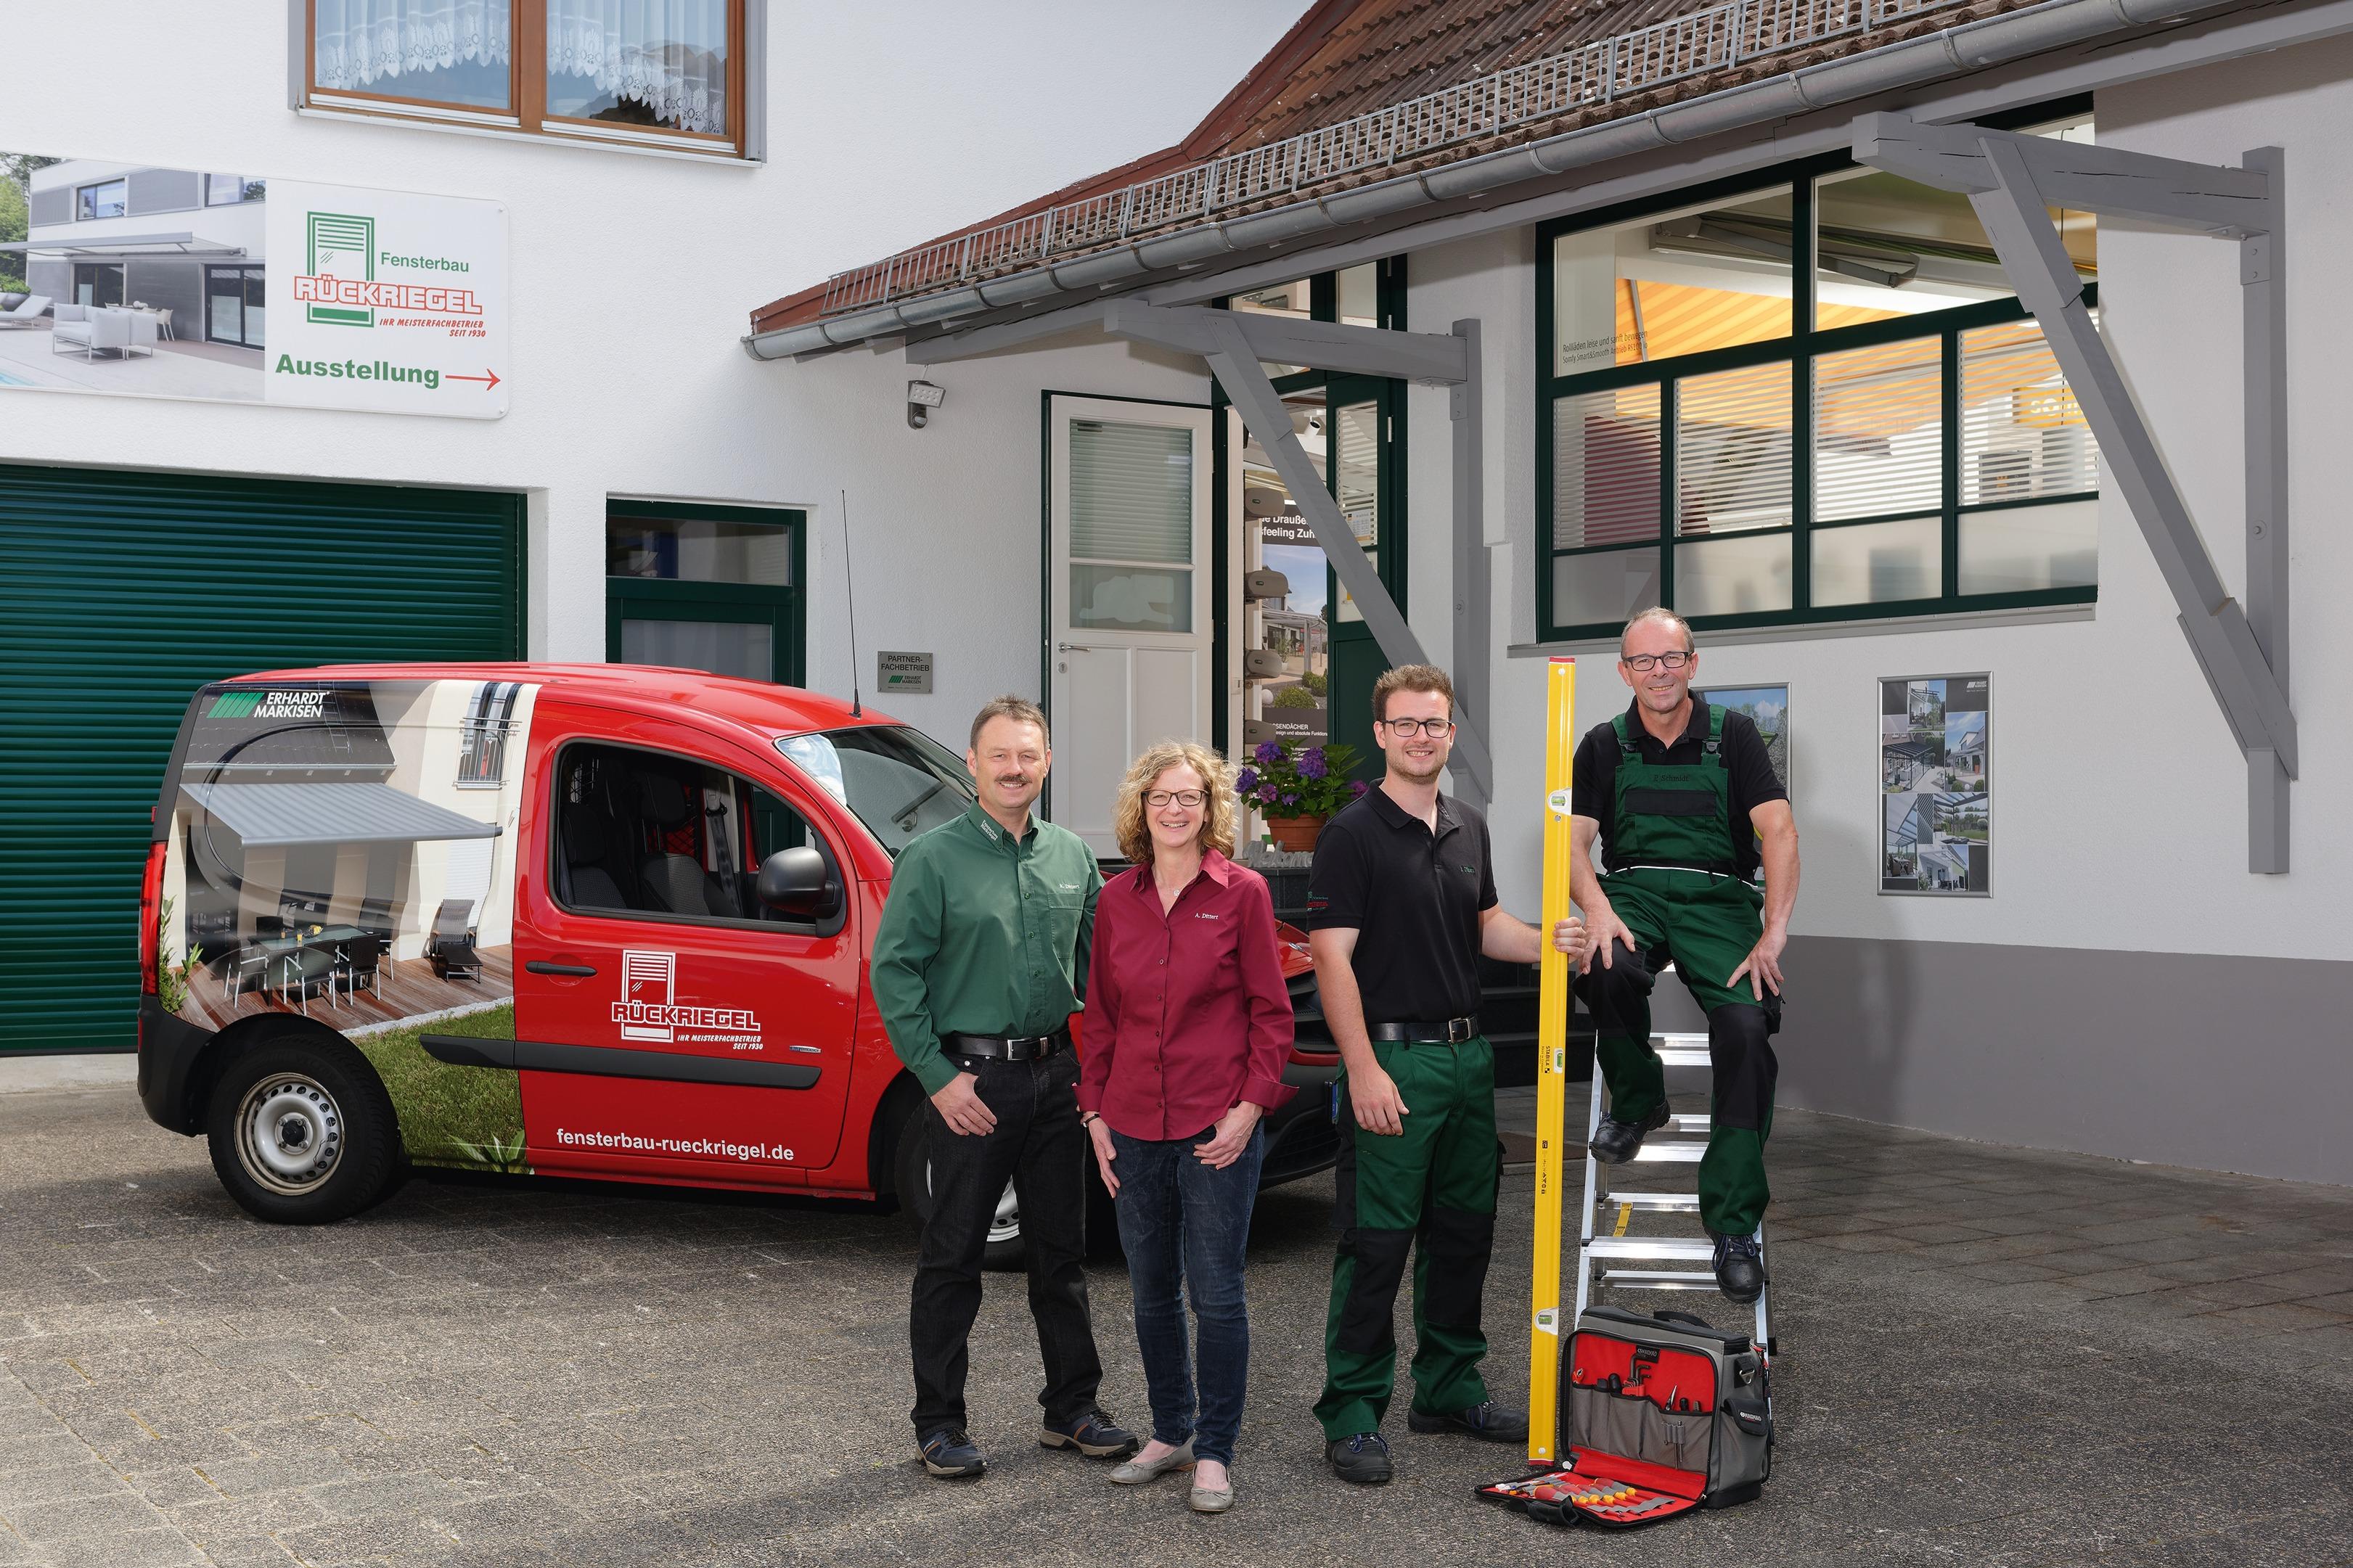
1112, 740, 1237, 865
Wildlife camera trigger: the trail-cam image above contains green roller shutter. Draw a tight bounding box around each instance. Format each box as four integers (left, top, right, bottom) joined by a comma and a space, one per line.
0, 463, 523, 1053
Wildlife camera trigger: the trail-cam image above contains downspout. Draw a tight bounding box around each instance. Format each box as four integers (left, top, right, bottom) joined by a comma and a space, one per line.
742, 0, 2224, 361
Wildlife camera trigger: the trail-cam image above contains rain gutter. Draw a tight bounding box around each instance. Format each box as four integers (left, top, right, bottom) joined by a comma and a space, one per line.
743, 0, 2221, 361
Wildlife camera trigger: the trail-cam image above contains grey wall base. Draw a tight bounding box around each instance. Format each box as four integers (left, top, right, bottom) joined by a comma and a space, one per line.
1634, 935, 2351, 1189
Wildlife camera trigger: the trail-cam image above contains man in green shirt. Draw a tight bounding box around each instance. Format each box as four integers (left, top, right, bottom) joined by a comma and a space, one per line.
870, 695, 1135, 1480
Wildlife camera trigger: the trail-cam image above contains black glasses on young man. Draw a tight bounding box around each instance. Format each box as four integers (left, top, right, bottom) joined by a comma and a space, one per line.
1378, 717, 1455, 738
1622, 651, 1694, 673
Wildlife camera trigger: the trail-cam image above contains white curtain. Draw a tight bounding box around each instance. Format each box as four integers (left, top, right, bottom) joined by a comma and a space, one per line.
547, 0, 727, 134
314, 0, 512, 91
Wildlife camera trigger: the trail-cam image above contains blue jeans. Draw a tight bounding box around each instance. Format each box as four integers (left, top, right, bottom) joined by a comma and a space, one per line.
1109, 1122, 1265, 1466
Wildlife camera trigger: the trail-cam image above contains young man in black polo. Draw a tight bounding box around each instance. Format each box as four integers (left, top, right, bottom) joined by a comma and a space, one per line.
1307, 664, 1587, 1485
1570, 607, 1800, 1304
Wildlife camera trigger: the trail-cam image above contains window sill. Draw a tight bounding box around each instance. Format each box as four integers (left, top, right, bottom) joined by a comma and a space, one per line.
1509, 597, 2095, 657
296, 99, 761, 165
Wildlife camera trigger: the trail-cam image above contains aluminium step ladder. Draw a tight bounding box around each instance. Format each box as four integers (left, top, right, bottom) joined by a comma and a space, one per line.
1570, 1027, 1775, 1360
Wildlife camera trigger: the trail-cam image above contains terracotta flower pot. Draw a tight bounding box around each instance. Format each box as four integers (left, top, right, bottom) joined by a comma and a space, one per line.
1265, 814, 1326, 853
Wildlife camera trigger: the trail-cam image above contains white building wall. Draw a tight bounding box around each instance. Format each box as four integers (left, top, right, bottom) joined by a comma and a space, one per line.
0, 4, 1256, 755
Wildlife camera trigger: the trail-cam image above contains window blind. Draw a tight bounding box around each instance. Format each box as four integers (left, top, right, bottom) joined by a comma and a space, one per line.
1960, 322, 2100, 504
1552, 385, 1661, 549
1677, 363, 1792, 535
1814, 337, 1942, 522
1069, 420, 1194, 563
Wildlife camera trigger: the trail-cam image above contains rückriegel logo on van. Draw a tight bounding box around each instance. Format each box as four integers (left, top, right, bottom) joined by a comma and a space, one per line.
612, 951, 761, 1045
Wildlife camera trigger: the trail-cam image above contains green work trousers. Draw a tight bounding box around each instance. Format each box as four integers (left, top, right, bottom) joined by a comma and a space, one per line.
1581, 869, 1780, 1237
1314, 1035, 1499, 1440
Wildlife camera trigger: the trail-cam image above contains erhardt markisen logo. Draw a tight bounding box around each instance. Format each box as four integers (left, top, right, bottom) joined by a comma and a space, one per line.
254, 689, 327, 720
613, 951, 759, 1044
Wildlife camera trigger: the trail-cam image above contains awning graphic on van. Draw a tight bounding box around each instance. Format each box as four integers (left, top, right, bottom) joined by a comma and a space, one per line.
181, 781, 502, 848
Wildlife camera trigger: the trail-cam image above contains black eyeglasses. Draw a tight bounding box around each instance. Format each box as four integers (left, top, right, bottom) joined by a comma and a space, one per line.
1379, 717, 1454, 738
1144, 789, 1207, 808
1622, 651, 1694, 673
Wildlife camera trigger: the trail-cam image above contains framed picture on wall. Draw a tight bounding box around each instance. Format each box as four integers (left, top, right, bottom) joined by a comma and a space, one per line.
1695, 684, 1788, 887
1880, 673, 1990, 896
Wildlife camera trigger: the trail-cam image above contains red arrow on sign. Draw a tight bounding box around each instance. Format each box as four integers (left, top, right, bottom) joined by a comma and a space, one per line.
447, 369, 501, 390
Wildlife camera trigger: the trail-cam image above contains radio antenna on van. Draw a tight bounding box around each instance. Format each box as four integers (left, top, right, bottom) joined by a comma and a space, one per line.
840, 489, 862, 718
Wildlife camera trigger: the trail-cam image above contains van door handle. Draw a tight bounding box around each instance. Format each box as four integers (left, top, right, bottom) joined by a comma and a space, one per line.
526, 961, 599, 978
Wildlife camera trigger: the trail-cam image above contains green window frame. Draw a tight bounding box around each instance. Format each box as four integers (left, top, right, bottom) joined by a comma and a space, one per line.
605, 498, 805, 686
1536, 150, 2100, 643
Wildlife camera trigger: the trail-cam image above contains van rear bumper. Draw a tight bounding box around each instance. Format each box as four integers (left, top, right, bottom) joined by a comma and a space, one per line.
136, 996, 213, 1134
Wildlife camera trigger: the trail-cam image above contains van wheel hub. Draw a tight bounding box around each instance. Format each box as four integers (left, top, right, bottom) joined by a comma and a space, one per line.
236, 1075, 343, 1194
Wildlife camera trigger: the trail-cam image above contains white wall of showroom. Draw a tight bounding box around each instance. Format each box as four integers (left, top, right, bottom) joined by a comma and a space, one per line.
0, 0, 1294, 747
1399, 40, 2353, 969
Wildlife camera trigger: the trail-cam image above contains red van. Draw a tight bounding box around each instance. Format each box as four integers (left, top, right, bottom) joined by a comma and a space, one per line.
136, 665, 1338, 1255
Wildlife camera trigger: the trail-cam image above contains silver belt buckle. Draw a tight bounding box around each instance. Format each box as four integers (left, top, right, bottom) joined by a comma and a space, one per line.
1447, 1018, 1473, 1043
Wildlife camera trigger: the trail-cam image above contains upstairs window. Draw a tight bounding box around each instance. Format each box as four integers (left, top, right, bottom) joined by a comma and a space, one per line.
303, 0, 752, 157
1538, 113, 2100, 641
77, 179, 126, 221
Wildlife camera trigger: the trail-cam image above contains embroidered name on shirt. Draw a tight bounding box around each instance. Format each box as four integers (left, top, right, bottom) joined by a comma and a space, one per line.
1194, 912, 1220, 920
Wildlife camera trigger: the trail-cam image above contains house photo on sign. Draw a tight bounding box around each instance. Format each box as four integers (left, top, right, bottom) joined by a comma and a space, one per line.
0, 149, 504, 417
1881, 673, 1990, 896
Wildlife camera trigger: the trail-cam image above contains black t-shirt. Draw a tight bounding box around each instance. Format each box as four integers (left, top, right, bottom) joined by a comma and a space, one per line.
1570, 697, 1788, 879
1305, 786, 1499, 1024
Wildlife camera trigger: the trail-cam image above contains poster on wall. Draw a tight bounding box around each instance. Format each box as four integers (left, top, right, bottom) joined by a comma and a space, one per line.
1694, 684, 1790, 793
0, 149, 504, 418
1881, 673, 1990, 896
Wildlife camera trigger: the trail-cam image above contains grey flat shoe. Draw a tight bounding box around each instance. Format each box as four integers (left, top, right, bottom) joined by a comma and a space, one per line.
1189, 1479, 1234, 1514
1109, 1438, 1195, 1485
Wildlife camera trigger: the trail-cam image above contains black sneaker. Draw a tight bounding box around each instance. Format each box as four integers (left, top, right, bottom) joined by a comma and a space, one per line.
1407, 1398, 1529, 1443
1711, 1231, 1768, 1305
1039, 1408, 1139, 1459
1589, 1101, 1672, 1164
918, 1427, 986, 1479
1325, 1431, 1393, 1485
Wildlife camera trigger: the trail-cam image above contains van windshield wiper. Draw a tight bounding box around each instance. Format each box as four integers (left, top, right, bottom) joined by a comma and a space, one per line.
892, 779, 952, 830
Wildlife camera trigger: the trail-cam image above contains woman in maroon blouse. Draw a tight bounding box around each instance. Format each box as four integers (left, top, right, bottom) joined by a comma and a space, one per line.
1080, 739, 1293, 1514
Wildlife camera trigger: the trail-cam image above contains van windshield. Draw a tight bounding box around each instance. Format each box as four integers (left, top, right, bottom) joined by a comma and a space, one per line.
776, 726, 976, 857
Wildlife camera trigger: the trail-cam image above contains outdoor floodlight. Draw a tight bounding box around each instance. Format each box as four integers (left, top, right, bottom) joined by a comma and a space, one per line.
907, 379, 945, 428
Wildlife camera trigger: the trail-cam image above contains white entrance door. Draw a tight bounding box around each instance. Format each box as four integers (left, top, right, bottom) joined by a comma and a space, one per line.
1048, 395, 1214, 856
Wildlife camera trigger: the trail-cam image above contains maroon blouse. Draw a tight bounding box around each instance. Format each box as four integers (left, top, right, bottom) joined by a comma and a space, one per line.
1077, 850, 1296, 1141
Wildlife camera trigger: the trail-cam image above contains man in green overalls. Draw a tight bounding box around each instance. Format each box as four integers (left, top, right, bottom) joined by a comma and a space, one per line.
1570, 609, 1800, 1304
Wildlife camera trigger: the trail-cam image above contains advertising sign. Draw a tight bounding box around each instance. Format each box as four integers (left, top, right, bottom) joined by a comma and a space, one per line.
1880, 673, 1990, 896
0, 151, 504, 418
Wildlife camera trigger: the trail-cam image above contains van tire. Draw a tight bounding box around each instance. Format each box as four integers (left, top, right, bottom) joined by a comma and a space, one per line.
891, 1109, 1026, 1272
205, 1033, 400, 1225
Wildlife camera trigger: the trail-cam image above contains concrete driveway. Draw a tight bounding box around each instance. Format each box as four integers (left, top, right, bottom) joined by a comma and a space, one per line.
1, 1060, 2349, 1567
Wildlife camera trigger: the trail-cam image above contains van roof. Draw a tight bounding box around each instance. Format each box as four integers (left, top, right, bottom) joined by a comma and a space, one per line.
223, 662, 902, 740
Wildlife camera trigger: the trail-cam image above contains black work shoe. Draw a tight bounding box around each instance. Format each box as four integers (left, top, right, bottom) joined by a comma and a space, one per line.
1040, 1408, 1139, 1459
1326, 1431, 1393, 1485
1407, 1399, 1529, 1443
1711, 1231, 1768, 1305
918, 1427, 986, 1478
1589, 1101, 1672, 1164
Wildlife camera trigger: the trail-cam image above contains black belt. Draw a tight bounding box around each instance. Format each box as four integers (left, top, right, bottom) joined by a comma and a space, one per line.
945, 1027, 1071, 1062
1367, 1015, 1480, 1044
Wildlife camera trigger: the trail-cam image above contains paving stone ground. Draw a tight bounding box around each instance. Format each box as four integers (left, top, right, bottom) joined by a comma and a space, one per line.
1, 1063, 2349, 1567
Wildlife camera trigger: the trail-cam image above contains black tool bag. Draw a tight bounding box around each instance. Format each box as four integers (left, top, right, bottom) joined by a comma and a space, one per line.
1478, 1306, 1772, 1529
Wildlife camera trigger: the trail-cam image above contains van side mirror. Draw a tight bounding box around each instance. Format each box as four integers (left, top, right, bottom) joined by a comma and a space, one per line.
756, 847, 838, 919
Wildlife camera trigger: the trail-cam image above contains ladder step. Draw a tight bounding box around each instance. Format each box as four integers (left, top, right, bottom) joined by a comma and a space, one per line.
1587, 1236, 1714, 1260
1600, 1191, 1701, 1212
1599, 1270, 1719, 1289
1667, 1113, 1711, 1134
1626, 1142, 1706, 1162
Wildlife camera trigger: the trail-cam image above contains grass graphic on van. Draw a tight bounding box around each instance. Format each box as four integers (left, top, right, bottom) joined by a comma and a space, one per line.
353, 1003, 528, 1173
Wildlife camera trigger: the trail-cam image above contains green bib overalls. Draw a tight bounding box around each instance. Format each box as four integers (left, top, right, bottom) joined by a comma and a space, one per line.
1579, 704, 1781, 1236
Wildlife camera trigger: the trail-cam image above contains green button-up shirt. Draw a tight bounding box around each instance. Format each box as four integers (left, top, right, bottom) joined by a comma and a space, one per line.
871, 802, 1103, 1096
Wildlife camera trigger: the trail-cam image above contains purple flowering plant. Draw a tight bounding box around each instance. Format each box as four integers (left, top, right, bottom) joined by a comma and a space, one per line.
1236, 737, 1364, 818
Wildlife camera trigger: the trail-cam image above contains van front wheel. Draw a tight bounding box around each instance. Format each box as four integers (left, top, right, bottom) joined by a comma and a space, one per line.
206, 1035, 399, 1224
